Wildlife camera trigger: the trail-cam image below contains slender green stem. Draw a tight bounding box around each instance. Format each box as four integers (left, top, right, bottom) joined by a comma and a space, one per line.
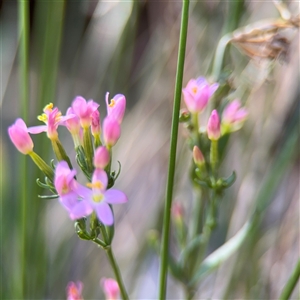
106, 247, 129, 300
210, 140, 218, 175
18, 0, 29, 297
158, 1, 190, 298
279, 258, 300, 300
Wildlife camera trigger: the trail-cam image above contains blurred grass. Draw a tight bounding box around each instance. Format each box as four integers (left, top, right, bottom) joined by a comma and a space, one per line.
1, 1, 299, 299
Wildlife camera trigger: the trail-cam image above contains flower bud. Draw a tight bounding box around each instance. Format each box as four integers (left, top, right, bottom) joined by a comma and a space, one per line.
171, 202, 184, 223
179, 109, 191, 123
193, 146, 205, 167
91, 110, 101, 137
101, 278, 120, 300
8, 118, 34, 155
93, 146, 110, 169
207, 110, 221, 141
103, 116, 121, 148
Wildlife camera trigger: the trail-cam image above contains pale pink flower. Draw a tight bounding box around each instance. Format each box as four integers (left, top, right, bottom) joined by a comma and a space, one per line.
27, 103, 73, 140
182, 77, 219, 114
66, 281, 83, 300
207, 110, 221, 141
71, 96, 100, 129
94, 146, 110, 169
103, 116, 121, 148
105, 92, 126, 124
222, 99, 248, 133
8, 118, 34, 154
101, 278, 120, 300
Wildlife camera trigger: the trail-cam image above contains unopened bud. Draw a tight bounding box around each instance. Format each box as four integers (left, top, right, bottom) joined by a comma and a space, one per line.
193, 146, 205, 167
179, 109, 191, 123
207, 109, 221, 141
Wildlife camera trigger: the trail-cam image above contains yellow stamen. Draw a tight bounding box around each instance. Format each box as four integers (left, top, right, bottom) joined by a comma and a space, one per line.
108, 99, 116, 108
86, 181, 103, 189
192, 87, 197, 94
38, 113, 47, 122
44, 103, 53, 112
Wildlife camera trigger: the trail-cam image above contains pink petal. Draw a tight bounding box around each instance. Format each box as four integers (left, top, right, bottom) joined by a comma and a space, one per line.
95, 202, 114, 225
60, 192, 79, 211
27, 125, 47, 134
104, 189, 127, 204
69, 201, 93, 220
92, 169, 108, 191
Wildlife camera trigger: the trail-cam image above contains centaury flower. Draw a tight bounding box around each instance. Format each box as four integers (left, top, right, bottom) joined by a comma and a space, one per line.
207, 109, 221, 141
71, 96, 99, 129
103, 116, 121, 148
66, 281, 84, 300
182, 77, 219, 114
105, 92, 126, 124
8, 118, 34, 155
28, 103, 73, 140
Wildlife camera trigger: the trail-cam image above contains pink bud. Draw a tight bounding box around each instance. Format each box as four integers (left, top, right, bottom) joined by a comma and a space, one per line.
106, 92, 126, 124
101, 278, 119, 300
193, 146, 205, 166
8, 118, 34, 155
71, 96, 99, 129
94, 146, 110, 169
182, 77, 219, 114
66, 281, 83, 300
91, 110, 101, 137
103, 116, 121, 148
207, 110, 221, 141
222, 99, 248, 133
172, 202, 184, 221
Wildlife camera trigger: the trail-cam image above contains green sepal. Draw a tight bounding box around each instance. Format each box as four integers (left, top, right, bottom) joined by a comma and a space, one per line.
90, 213, 100, 239
29, 152, 54, 182
76, 146, 92, 181
38, 194, 59, 199
75, 218, 91, 240
83, 128, 94, 172
51, 139, 73, 169
216, 171, 236, 190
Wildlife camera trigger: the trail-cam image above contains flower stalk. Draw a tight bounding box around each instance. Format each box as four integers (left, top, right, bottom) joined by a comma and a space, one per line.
158, 0, 190, 298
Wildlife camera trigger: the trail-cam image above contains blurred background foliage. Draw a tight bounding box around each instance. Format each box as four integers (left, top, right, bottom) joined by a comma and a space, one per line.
1, 0, 299, 299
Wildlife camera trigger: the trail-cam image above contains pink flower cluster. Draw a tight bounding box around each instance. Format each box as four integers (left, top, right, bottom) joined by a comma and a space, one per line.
182, 78, 248, 140
8, 93, 128, 225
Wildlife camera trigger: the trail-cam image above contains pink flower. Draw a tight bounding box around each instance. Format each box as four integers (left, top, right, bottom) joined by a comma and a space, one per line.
182, 77, 219, 114
8, 118, 34, 155
71, 96, 99, 129
91, 109, 101, 137
106, 92, 126, 124
72, 169, 127, 225
94, 146, 110, 169
66, 281, 83, 300
101, 278, 120, 300
222, 100, 248, 133
103, 116, 121, 148
207, 110, 221, 141
27, 103, 73, 140
54, 161, 92, 216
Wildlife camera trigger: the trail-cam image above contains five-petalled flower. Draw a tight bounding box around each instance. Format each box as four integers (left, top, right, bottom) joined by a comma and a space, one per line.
105, 92, 126, 124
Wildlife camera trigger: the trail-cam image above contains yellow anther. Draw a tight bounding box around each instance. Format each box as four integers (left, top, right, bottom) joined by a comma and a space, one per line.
44, 103, 53, 112
86, 181, 103, 189
38, 113, 47, 122
192, 87, 198, 94
108, 99, 116, 108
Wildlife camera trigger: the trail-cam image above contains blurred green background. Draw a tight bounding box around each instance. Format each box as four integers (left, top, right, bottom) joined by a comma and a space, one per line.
1, 1, 299, 299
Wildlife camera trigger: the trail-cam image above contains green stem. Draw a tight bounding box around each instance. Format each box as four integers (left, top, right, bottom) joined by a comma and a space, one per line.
18, 1, 29, 296
158, 1, 190, 298
83, 128, 94, 172
106, 247, 129, 300
279, 259, 300, 300
210, 140, 218, 176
